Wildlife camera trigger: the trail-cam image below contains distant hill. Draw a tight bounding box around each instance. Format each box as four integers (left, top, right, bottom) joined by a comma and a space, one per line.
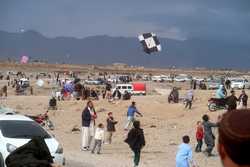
0, 30, 250, 69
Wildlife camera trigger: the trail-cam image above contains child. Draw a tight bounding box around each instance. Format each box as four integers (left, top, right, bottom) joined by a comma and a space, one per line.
176, 135, 196, 167
202, 114, 219, 156
91, 123, 105, 154
195, 121, 204, 152
105, 112, 118, 144
125, 121, 145, 167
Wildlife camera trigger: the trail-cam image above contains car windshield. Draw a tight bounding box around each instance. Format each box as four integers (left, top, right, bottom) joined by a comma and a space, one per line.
210, 80, 220, 83
0, 120, 51, 139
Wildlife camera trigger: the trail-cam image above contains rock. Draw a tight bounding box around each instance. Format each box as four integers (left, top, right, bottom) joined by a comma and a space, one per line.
71, 125, 80, 133
16, 105, 23, 110
150, 125, 157, 128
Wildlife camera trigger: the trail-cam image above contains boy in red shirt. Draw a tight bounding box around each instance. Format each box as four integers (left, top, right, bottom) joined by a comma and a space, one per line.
195, 121, 204, 152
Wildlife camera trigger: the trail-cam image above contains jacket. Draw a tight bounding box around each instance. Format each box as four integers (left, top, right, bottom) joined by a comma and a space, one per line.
226, 95, 238, 111
107, 117, 118, 132
82, 107, 94, 127
196, 126, 204, 140
203, 121, 218, 139
125, 128, 145, 151
94, 128, 105, 141
216, 86, 225, 99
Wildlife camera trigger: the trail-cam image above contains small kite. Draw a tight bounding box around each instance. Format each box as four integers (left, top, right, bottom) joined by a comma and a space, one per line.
36, 79, 44, 87
138, 33, 162, 54
20, 56, 29, 64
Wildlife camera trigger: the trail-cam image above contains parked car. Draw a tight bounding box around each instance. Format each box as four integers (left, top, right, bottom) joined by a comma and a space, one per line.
151, 76, 163, 82
193, 77, 205, 82
112, 84, 133, 95
19, 78, 30, 88
207, 80, 221, 90
231, 79, 250, 89
0, 114, 65, 167
84, 79, 102, 85
174, 74, 191, 82
160, 75, 173, 82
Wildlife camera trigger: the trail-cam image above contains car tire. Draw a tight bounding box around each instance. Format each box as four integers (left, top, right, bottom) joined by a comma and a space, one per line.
0, 153, 4, 167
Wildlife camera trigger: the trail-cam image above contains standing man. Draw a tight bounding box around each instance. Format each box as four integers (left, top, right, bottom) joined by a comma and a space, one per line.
226, 90, 238, 111
124, 101, 143, 130
105, 82, 112, 100
81, 101, 97, 151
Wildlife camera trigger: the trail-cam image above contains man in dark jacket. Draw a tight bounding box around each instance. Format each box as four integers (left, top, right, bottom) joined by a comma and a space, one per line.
125, 121, 145, 167
81, 101, 96, 151
226, 90, 238, 111
202, 114, 219, 157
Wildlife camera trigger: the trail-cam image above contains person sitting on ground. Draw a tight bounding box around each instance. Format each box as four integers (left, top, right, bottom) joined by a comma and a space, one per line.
238, 90, 248, 109
49, 97, 57, 110
218, 110, 250, 167
168, 87, 179, 103
176, 135, 196, 167
90, 89, 99, 100
112, 88, 121, 100
226, 90, 238, 111
123, 91, 131, 100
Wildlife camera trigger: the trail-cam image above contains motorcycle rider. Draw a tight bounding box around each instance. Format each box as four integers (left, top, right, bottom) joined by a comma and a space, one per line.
216, 85, 226, 99
216, 85, 227, 106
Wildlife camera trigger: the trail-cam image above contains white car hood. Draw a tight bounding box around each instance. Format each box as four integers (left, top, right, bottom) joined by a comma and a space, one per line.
4, 137, 59, 153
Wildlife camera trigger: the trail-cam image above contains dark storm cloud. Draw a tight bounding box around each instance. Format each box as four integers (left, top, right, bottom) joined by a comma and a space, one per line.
0, 0, 250, 40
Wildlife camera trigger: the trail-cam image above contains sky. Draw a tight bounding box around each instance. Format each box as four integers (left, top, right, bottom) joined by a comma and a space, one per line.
1, 0, 250, 41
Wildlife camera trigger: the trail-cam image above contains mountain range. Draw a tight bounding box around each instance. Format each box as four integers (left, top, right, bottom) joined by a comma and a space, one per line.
0, 30, 250, 69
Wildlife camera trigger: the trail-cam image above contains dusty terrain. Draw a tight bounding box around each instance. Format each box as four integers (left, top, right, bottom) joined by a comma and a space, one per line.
1, 85, 240, 167
0, 63, 247, 167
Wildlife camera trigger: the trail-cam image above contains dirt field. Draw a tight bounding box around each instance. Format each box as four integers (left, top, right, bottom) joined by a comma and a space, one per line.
0, 63, 248, 167
1, 87, 242, 167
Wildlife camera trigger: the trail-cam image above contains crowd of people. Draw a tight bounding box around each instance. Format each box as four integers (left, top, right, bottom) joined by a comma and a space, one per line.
1, 72, 250, 167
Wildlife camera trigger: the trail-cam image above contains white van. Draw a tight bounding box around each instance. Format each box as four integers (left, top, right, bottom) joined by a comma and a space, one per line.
112, 84, 133, 95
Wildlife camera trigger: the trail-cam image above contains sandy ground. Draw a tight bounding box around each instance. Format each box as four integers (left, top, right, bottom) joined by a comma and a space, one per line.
1, 83, 242, 167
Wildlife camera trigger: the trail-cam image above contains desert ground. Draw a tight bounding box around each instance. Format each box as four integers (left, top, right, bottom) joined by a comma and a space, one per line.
1, 78, 245, 167
1, 63, 249, 167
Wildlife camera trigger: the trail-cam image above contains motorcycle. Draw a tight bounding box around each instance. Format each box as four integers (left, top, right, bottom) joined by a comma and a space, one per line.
26, 111, 55, 130
208, 98, 227, 111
